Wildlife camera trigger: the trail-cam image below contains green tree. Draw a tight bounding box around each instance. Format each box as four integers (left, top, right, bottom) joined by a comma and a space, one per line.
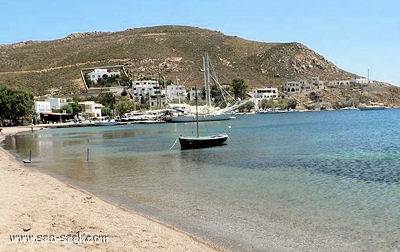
0, 85, 35, 125
97, 92, 116, 109
115, 100, 135, 116
210, 85, 226, 107
61, 104, 73, 114
232, 78, 247, 100
120, 73, 131, 86
240, 101, 254, 112
165, 79, 173, 86
286, 98, 297, 109
101, 106, 112, 117
260, 99, 275, 110
61, 102, 82, 115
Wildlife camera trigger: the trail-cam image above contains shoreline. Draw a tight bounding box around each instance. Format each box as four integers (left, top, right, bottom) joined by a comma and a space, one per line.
0, 126, 222, 251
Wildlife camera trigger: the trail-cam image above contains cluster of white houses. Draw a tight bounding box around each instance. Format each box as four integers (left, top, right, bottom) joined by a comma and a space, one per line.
281, 76, 371, 94
327, 77, 371, 87
34, 67, 373, 121
34, 97, 104, 122
130, 79, 203, 107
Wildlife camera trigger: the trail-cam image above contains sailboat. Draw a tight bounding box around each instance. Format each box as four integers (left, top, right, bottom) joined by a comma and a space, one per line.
178, 88, 228, 150
167, 51, 241, 122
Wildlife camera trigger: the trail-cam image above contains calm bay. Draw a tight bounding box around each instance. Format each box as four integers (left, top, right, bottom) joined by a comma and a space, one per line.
4, 109, 400, 251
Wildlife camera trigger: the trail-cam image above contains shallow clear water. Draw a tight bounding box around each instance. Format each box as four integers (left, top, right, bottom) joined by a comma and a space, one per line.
4, 110, 400, 251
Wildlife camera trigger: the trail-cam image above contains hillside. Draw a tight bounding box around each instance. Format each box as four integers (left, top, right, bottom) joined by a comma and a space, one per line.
1, 25, 399, 107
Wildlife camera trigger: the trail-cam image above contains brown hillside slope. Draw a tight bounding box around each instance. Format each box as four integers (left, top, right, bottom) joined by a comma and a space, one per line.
0, 25, 399, 106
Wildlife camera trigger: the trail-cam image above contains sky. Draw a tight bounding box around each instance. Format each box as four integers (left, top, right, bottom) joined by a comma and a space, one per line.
1, 0, 399, 86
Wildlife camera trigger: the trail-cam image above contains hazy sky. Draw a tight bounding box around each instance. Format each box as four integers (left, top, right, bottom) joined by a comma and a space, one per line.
1, 0, 399, 86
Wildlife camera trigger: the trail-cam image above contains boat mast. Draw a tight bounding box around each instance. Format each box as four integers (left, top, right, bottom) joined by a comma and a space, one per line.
195, 88, 200, 138
203, 51, 212, 107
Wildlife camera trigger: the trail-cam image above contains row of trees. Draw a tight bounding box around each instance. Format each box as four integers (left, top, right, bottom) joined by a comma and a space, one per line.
260, 96, 297, 110
0, 85, 35, 126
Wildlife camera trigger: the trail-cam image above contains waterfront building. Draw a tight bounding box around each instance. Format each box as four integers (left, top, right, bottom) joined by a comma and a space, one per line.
251, 87, 279, 110
78, 101, 103, 118
47, 97, 68, 110
34, 101, 52, 114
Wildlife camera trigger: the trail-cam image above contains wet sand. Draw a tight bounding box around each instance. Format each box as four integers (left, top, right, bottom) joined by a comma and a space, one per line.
0, 126, 221, 251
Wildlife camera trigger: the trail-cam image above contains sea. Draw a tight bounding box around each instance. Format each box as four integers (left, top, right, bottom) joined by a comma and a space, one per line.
4, 109, 400, 251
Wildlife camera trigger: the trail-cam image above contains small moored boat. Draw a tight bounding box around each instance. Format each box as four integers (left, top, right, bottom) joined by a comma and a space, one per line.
93, 119, 118, 126
179, 134, 228, 150
178, 54, 229, 150
358, 105, 386, 110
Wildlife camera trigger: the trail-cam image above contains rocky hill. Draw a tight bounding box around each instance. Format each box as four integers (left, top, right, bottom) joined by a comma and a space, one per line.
1, 25, 399, 107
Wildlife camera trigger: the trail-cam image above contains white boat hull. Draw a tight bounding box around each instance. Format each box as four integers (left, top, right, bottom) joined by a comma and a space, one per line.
93, 121, 118, 126
169, 113, 232, 122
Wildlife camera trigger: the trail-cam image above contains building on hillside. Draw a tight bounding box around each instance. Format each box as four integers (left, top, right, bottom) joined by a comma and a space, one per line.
148, 95, 167, 108
166, 84, 187, 102
328, 80, 351, 87
78, 101, 103, 118
282, 81, 302, 93
350, 77, 370, 86
252, 87, 279, 100
89, 69, 121, 83
309, 77, 325, 90
251, 87, 279, 110
131, 80, 161, 101
282, 77, 324, 94
328, 77, 370, 87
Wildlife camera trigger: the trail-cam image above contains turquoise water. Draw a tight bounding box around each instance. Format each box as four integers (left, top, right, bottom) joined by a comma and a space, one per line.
4, 110, 400, 251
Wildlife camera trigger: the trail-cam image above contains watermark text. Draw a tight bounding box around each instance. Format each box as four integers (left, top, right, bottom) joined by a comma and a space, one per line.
10, 231, 109, 244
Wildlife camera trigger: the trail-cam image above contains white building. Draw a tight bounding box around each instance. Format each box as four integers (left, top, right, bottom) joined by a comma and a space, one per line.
166, 84, 187, 101
328, 80, 351, 87
252, 87, 279, 100
34, 97, 68, 115
148, 95, 167, 108
47, 97, 68, 110
328, 77, 370, 88
34, 101, 52, 114
350, 77, 370, 86
282, 77, 324, 94
89, 69, 120, 83
251, 87, 279, 110
131, 80, 161, 101
78, 101, 103, 118
282, 81, 302, 93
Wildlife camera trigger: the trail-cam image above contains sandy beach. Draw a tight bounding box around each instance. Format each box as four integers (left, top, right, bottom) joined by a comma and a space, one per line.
0, 126, 221, 251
